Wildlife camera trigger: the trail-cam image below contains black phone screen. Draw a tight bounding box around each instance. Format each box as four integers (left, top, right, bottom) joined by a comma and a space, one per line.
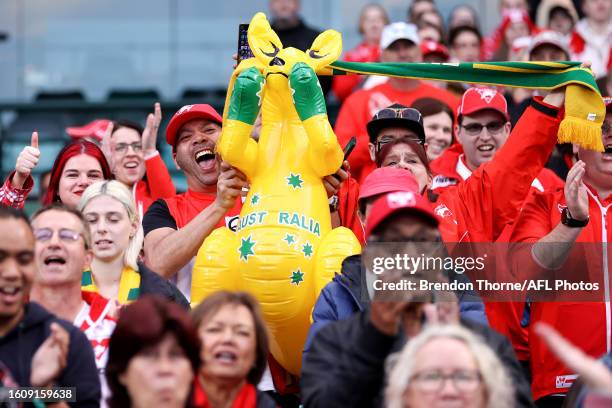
237, 24, 254, 63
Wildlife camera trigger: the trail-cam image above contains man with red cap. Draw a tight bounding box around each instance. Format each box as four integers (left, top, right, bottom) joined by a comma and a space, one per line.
430, 87, 563, 195
142, 104, 246, 301
301, 190, 533, 408
303, 167, 489, 361
510, 97, 612, 405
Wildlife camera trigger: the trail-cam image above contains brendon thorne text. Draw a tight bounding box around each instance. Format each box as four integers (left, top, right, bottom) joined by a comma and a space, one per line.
372, 279, 600, 292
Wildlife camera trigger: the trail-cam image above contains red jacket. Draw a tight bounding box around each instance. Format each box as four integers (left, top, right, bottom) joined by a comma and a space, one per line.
510, 185, 612, 401
430, 143, 564, 195
430, 132, 563, 361
432, 98, 561, 244
334, 82, 460, 185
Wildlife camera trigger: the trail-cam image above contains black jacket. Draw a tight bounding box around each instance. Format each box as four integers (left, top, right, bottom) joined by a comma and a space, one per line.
138, 262, 190, 309
304, 255, 489, 358
301, 309, 534, 408
0, 302, 100, 407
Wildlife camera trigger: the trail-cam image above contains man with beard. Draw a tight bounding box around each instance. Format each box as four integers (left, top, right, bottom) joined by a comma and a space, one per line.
143, 104, 247, 301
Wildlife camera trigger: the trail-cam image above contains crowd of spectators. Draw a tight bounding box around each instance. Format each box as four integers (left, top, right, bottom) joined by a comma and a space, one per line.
0, 0, 611, 407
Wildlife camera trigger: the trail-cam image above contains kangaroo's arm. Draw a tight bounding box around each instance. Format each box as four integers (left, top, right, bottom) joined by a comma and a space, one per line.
217, 67, 264, 180
289, 63, 343, 177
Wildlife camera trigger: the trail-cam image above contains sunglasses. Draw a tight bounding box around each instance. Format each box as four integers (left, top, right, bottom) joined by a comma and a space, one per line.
374, 107, 422, 122
460, 121, 506, 136
33, 228, 82, 243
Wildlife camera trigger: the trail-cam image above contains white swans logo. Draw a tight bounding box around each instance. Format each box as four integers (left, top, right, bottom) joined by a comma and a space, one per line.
475, 88, 497, 104
434, 204, 452, 218
177, 104, 194, 115
387, 191, 416, 208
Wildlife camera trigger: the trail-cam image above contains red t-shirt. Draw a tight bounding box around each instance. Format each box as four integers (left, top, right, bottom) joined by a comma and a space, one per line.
142, 189, 242, 235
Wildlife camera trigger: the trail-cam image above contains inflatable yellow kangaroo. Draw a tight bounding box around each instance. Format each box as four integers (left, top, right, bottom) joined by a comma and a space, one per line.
191, 12, 361, 375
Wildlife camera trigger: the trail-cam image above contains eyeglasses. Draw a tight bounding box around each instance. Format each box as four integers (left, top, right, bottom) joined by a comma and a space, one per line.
33, 228, 82, 243
114, 142, 143, 154
460, 121, 506, 136
376, 135, 424, 152
411, 369, 482, 393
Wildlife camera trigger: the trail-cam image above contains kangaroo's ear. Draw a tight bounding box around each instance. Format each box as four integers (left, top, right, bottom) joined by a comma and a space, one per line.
248, 12, 283, 66
307, 30, 342, 71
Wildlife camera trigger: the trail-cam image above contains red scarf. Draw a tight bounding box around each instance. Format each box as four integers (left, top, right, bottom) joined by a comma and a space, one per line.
192, 379, 257, 408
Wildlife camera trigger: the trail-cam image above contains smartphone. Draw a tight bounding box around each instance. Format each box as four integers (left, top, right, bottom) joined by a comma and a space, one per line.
332, 137, 357, 181
343, 136, 357, 161
237, 24, 254, 63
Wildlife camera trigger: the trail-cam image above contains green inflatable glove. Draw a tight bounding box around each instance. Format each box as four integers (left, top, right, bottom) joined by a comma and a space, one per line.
289, 62, 327, 121
228, 67, 265, 125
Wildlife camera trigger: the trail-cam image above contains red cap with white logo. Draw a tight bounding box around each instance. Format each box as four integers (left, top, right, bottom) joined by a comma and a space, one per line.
458, 87, 509, 121
420, 40, 449, 60
365, 191, 439, 239
166, 104, 222, 148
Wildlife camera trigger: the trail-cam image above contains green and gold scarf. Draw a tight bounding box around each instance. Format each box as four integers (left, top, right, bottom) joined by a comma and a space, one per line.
81, 266, 141, 304
326, 60, 605, 151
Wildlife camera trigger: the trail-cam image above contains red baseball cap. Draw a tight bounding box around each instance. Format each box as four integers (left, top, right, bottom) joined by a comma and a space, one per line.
358, 167, 420, 203
457, 87, 509, 121
365, 191, 439, 238
420, 40, 449, 61
66, 119, 111, 142
165, 104, 222, 148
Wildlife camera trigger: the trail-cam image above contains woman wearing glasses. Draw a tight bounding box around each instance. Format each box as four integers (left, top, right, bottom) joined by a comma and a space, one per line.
102, 103, 176, 217
78, 180, 188, 307
385, 324, 513, 408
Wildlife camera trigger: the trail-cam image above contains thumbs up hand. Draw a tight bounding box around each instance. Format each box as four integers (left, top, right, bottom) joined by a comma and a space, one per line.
13, 131, 41, 188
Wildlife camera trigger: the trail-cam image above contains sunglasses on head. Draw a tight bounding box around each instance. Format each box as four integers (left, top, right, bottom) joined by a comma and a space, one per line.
374, 107, 422, 122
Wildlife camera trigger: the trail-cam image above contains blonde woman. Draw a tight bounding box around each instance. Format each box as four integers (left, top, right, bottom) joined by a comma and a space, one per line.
385, 324, 514, 408
78, 180, 188, 308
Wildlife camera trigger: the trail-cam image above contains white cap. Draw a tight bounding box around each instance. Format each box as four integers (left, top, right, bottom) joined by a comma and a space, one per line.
527, 30, 570, 59
380, 22, 420, 50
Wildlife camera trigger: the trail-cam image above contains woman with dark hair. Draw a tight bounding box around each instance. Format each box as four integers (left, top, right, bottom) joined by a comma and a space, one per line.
0, 137, 112, 209
102, 103, 176, 217
106, 295, 199, 408
191, 291, 277, 408
410, 98, 455, 161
